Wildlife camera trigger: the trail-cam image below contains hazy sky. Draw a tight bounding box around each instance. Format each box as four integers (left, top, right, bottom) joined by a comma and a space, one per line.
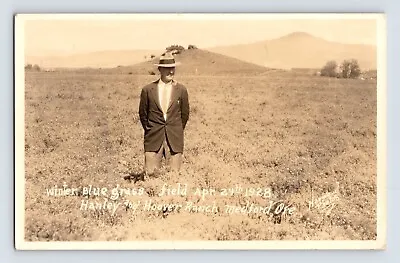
23, 14, 379, 56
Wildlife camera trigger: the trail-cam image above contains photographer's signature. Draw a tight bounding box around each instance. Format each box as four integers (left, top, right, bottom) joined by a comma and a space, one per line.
308, 182, 340, 215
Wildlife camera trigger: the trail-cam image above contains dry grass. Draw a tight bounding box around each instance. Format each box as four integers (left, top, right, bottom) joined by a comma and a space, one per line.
24, 71, 377, 241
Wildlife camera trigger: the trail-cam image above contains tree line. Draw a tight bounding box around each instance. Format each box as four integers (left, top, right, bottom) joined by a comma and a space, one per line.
320, 59, 361, 79
25, 64, 41, 71
166, 44, 198, 54
145, 45, 198, 61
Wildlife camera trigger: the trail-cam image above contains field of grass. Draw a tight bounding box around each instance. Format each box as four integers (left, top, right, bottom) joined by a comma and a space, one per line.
23, 71, 377, 241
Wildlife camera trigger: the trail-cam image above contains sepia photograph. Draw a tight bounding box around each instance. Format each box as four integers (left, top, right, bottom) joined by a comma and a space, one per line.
14, 13, 386, 250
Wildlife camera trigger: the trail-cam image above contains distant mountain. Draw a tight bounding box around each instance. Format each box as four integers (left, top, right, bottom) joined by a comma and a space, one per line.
26, 49, 162, 69
98, 49, 272, 76
207, 32, 377, 70
26, 32, 375, 71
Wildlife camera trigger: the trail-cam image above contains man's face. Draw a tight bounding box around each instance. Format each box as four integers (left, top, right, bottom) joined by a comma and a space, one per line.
159, 67, 175, 83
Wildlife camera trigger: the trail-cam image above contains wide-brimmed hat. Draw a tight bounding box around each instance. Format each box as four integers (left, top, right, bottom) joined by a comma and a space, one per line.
154, 52, 181, 67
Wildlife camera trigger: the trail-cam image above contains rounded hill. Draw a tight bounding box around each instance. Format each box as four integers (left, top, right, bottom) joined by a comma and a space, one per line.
103, 49, 271, 76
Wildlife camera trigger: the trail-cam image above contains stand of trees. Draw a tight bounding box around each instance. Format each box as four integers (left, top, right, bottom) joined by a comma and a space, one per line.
166, 45, 185, 54
320, 59, 361, 79
25, 64, 41, 71
165, 44, 198, 54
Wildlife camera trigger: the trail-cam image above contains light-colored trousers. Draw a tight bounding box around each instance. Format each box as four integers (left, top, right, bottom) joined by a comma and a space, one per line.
145, 139, 182, 175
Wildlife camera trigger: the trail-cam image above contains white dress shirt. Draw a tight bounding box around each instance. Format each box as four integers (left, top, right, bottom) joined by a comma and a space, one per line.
158, 79, 173, 121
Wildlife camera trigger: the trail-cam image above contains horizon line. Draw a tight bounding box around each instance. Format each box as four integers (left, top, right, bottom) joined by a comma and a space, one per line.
25, 31, 377, 58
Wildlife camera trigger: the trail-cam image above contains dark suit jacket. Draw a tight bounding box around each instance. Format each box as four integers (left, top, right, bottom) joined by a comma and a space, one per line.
139, 79, 189, 153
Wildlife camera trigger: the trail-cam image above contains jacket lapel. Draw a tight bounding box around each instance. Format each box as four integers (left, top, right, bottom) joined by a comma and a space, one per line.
167, 81, 179, 111
150, 80, 163, 112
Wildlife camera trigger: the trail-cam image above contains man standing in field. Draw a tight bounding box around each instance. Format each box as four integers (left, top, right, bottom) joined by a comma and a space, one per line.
138, 52, 190, 176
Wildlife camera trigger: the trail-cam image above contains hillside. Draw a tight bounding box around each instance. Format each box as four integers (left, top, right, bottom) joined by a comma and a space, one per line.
96, 49, 273, 76
208, 32, 377, 70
